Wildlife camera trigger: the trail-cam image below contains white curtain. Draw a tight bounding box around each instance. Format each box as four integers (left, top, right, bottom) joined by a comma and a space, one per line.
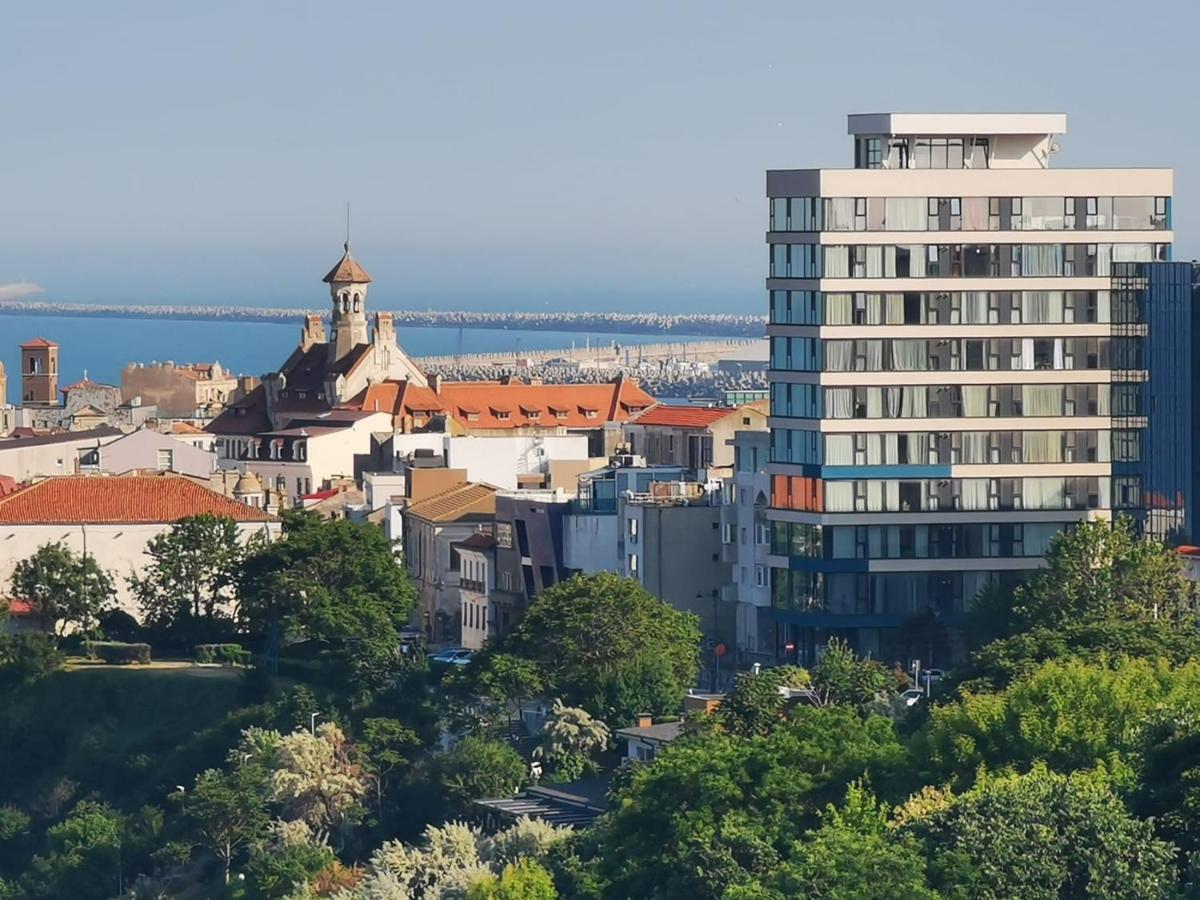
886, 198, 926, 231
961, 292, 988, 324
962, 386, 989, 417
892, 339, 925, 371
959, 479, 990, 510
824, 246, 850, 278
1021, 291, 1064, 323
1024, 478, 1067, 510
867, 388, 883, 418
1053, 339, 1066, 370
826, 342, 852, 371
826, 482, 854, 512
865, 246, 884, 278
1022, 244, 1063, 276
960, 433, 989, 463
1097, 385, 1110, 415
1022, 385, 1063, 416
900, 387, 927, 417
883, 434, 899, 464
908, 246, 927, 277
825, 293, 852, 325
827, 199, 856, 231
885, 293, 904, 323
866, 295, 885, 324
825, 434, 853, 464
863, 341, 884, 371
1097, 431, 1111, 462
826, 388, 854, 418
1018, 339, 1035, 370
1023, 431, 1062, 463
961, 197, 989, 231
910, 432, 932, 463
885, 388, 902, 418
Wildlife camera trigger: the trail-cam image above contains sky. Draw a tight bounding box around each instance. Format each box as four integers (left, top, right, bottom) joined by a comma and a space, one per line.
1, 0, 1197, 314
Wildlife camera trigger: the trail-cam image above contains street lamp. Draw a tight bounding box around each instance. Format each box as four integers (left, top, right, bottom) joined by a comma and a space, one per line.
309, 712, 320, 735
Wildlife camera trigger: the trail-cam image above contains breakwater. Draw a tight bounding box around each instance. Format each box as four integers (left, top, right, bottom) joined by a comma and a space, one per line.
417, 338, 758, 367
0, 299, 764, 338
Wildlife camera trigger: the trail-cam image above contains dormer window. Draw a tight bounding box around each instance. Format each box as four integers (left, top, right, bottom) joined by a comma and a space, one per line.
294, 441, 307, 462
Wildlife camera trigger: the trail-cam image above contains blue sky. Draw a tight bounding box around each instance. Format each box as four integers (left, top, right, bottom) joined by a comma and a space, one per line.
1, 0, 1196, 313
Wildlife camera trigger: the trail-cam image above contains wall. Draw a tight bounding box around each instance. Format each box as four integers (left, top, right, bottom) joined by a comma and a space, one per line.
0, 433, 121, 481
444, 435, 589, 490
0, 519, 280, 617
99, 429, 216, 478
563, 512, 619, 573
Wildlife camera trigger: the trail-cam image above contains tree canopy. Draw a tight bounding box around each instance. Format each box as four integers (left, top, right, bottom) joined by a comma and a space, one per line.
10, 542, 115, 640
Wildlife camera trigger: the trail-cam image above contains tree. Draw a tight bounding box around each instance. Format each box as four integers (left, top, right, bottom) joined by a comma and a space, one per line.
810, 638, 893, 708
919, 656, 1200, 790
467, 860, 558, 900
239, 510, 416, 694
493, 573, 701, 722
716, 666, 811, 737
359, 717, 423, 816
129, 514, 246, 639
535, 700, 610, 782
433, 736, 526, 815
186, 765, 271, 884
590, 707, 909, 899
10, 542, 115, 640
24, 801, 123, 900
900, 766, 1177, 900
242, 820, 335, 900
0, 634, 63, 688
264, 724, 368, 845
736, 783, 938, 900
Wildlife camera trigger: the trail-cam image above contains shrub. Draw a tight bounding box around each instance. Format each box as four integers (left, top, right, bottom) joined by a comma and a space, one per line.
193, 643, 250, 666
0, 634, 64, 686
86, 641, 151, 665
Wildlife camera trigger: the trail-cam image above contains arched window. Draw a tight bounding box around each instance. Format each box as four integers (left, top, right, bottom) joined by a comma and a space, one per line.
340, 293, 349, 313
353, 293, 361, 313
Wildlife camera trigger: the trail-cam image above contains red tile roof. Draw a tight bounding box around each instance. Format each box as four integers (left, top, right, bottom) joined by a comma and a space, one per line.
628, 405, 737, 428
0, 475, 276, 525
436, 378, 654, 430
8, 600, 34, 616
20, 337, 58, 349
344, 381, 446, 422
322, 244, 373, 284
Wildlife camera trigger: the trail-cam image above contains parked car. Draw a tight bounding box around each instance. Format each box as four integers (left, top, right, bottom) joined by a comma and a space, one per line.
429, 648, 474, 666
900, 688, 924, 708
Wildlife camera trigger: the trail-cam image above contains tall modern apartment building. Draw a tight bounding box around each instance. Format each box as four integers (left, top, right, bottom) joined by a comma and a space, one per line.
765, 113, 1174, 662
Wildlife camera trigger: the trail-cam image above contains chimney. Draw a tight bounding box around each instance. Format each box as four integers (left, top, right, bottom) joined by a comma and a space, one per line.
300, 314, 326, 352
373, 311, 396, 346
636, 713, 653, 729
429, 373, 443, 393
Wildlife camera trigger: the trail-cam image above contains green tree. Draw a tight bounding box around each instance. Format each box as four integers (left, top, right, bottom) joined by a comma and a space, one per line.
735, 783, 938, 900
359, 717, 423, 816
591, 707, 909, 899
716, 666, 810, 737
264, 724, 368, 845
900, 766, 1176, 900
810, 638, 893, 708
0, 634, 63, 687
129, 514, 246, 639
10, 542, 116, 640
239, 510, 416, 694
919, 656, 1200, 790
186, 765, 271, 884
243, 820, 335, 900
535, 700, 610, 782
493, 573, 701, 722
433, 736, 526, 814
24, 801, 123, 900
467, 860, 558, 899
1133, 711, 1200, 865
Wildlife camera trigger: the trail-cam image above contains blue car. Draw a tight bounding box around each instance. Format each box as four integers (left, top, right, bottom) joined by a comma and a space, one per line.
429, 648, 474, 666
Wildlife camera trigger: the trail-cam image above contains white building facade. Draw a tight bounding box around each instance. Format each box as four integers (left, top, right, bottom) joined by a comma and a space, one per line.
767, 113, 1172, 662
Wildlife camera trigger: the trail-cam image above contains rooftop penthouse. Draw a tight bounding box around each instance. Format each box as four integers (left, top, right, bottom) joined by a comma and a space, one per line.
847, 112, 1068, 171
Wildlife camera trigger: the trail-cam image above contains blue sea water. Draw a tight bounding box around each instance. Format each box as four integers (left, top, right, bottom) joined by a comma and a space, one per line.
0, 313, 706, 398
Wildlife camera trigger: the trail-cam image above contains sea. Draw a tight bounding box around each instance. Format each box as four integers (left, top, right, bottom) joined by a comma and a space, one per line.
0, 313, 708, 393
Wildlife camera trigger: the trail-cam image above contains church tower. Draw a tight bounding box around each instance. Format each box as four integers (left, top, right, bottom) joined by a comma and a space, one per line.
322, 242, 372, 364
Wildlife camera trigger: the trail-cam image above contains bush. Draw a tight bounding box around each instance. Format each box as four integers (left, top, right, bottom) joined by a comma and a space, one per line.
194, 643, 251, 666
86, 641, 151, 665
0, 635, 64, 686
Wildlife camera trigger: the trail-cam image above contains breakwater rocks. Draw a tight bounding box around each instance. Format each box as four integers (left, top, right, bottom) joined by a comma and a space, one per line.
0, 299, 765, 338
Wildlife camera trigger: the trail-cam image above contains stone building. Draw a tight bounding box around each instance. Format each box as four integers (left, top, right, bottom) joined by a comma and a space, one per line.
121, 361, 241, 422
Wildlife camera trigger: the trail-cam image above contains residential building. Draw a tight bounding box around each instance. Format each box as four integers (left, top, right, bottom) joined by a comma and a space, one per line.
83, 427, 217, 478
562, 461, 698, 573
0, 474, 278, 616
167, 422, 217, 452
457, 531, 497, 650
766, 112, 1172, 662
212, 409, 391, 503
624, 402, 768, 476
719, 430, 773, 662
401, 482, 497, 642
390, 433, 592, 491
617, 715, 684, 764
491, 490, 572, 636
0, 427, 124, 481
622, 485, 733, 647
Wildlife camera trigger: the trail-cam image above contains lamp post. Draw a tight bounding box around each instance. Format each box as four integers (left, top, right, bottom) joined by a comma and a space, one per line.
309, 712, 320, 736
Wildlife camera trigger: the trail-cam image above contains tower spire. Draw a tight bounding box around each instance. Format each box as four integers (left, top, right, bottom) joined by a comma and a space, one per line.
345, 201, 351, 252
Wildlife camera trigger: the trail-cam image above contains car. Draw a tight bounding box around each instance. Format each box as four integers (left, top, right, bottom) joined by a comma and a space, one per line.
429, 648, 474, 666
900, 688, 924, 708
920, 668, 946, 686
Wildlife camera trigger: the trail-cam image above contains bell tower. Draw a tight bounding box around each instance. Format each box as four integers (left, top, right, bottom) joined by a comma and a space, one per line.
322, 242, 372, 364
20, 337, 59, 406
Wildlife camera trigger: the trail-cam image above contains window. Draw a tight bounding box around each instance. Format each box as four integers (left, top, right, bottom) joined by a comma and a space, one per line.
627, 517, 639, 542
721, 523, 734, 544
156, 449, 174, 470
628, 553, 639, 575
755, 565, 768, 587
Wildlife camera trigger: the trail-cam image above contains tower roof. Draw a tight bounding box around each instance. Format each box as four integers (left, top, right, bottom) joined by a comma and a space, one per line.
322, 243, 372, 284
21, 337, 58, 349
